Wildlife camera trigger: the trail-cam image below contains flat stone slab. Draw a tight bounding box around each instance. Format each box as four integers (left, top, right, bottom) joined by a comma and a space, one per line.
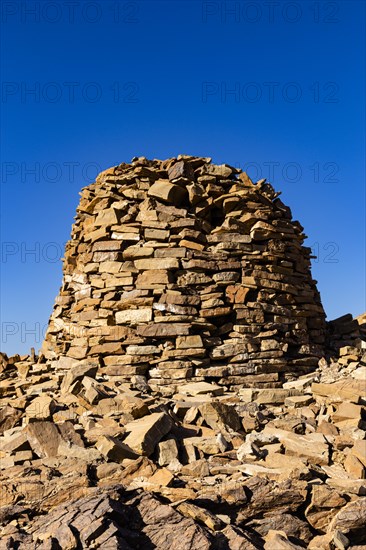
123, 412, 173, 456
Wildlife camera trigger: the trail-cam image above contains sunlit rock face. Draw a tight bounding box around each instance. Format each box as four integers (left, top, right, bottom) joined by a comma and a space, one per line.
43, 155, 326, 394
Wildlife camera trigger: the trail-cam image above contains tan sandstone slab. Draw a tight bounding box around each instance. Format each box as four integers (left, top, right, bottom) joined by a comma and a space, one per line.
123, 412, 173, 456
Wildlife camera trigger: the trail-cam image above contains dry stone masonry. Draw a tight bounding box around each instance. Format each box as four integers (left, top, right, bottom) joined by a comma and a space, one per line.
1, 157, 366, 548
42, 155, 327, 394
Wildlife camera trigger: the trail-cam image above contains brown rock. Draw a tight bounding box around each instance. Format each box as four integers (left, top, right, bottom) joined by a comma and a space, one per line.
148, 179, 187, 206
115, 308, 153, 324
177, 502, 223, 531
264, 531, 304, 549
264, 427, 329, 466
137, 323, 190, 337
237, 478, 306, 522
0, 406, 22, 434
25, 395, 56, 420
177, 382, 223, 396
176, 335, 203, 349
305, 485, 346, 531
157, 438, 179, 466
329, 498, 366, 540
96, 435, 137, 461
123, 412, 173, 456
344, 453, 366, 479
135, 257, 180, 271
199, 401, 242, 432
148, 467, 174, 487
333, 402, 365, 422
247, 513, 312, 544
352, 440, 366, 467
26, 421, 60, 458
312, 380, 366, 403
221, 525, 259, 550
60, 362, 98, 394
98, 394, 149, 419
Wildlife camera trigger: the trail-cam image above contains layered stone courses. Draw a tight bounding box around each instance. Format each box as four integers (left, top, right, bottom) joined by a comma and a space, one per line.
43, 155, 326, 393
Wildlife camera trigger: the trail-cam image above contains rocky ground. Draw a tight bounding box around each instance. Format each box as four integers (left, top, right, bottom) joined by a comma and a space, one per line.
0, 342, 365, 549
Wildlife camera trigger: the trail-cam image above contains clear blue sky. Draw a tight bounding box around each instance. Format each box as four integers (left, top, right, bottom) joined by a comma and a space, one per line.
1, 0, 365, 355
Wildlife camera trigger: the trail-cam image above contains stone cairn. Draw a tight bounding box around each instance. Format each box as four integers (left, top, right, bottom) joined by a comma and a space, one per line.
42, 155, 326, 395
1, 158, 366, 548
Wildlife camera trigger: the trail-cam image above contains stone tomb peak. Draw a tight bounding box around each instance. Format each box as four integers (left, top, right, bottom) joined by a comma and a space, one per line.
42, 155, 326, 395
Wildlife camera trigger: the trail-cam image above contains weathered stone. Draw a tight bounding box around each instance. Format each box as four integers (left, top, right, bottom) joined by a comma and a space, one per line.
98, 394, 149, 419
186, 436, 221, 455
95, 207, 119, 226
284, 395, 313, 408
305, 485, 347, 531
123, 412, 173, 456
352, 440, 366, 467
115, 308, 153, 324
137, 323, 190, 337
96, 435, 137, 461
221, 525, 259, 549
265, 428, 329, 465
157, 438, 179, 466
240, 388, 301, 404
177, 502, 223, 531
264, 531, 304, 549
0, 406, 22, 434
237, 478, 306, 523
329, 498, 366, 537
333, 402, 365, 421
177, 382, 223, 396
26, 421, 60, 458
0, 430, 29, 453
148, 179, 187, 206
312, 380, 366, 402
136, 269, 172, 287
333, 530, 350, 550
135, 257, 180, 270
344, 454, 366, 479
248, 513, 312, 544
6, 156, 364, 547
148, 467, 174, 487
61, 362, 98, 394
199, 401, 242, 432
176, 335, 203, 349
25, 395, 56, 419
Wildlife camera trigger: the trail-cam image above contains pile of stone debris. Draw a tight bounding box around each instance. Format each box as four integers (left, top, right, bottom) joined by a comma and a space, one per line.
0, 343, 365, 549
